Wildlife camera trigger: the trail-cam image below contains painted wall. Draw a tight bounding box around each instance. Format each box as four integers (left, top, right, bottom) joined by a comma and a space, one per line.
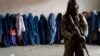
0, 0, 100, 16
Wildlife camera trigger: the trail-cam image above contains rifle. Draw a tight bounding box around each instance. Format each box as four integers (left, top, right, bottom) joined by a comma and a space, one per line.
69, 15, 89, 56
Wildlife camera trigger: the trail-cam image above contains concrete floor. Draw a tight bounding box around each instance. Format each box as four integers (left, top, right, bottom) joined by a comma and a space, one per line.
0, 45, 100, 56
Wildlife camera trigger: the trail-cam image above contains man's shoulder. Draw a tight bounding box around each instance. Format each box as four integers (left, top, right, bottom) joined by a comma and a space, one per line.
62, 15, 69, 21
78, 13, 86, 21
78, 13, 87, 25
78, 13, 84, 17
61, 15, 66, 21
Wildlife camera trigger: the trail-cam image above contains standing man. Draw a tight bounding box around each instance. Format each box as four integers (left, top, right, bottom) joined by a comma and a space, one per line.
61, 0, 88, 56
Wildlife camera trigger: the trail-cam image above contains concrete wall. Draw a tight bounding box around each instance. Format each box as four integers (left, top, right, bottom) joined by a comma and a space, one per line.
0, 0, 100, 16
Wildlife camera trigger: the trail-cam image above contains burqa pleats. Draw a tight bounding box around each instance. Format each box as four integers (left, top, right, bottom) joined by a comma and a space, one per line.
87, 10, 97, 44
27, 13, 35, 45
48, 13, 56, 44
2, 13, 11, 47
33, 16, 40, 45
97, 10, 100, 45
39, 14, 47, 44
22, 14, 29, 46
55, 13, 63, 44
0, 15, 3, 47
